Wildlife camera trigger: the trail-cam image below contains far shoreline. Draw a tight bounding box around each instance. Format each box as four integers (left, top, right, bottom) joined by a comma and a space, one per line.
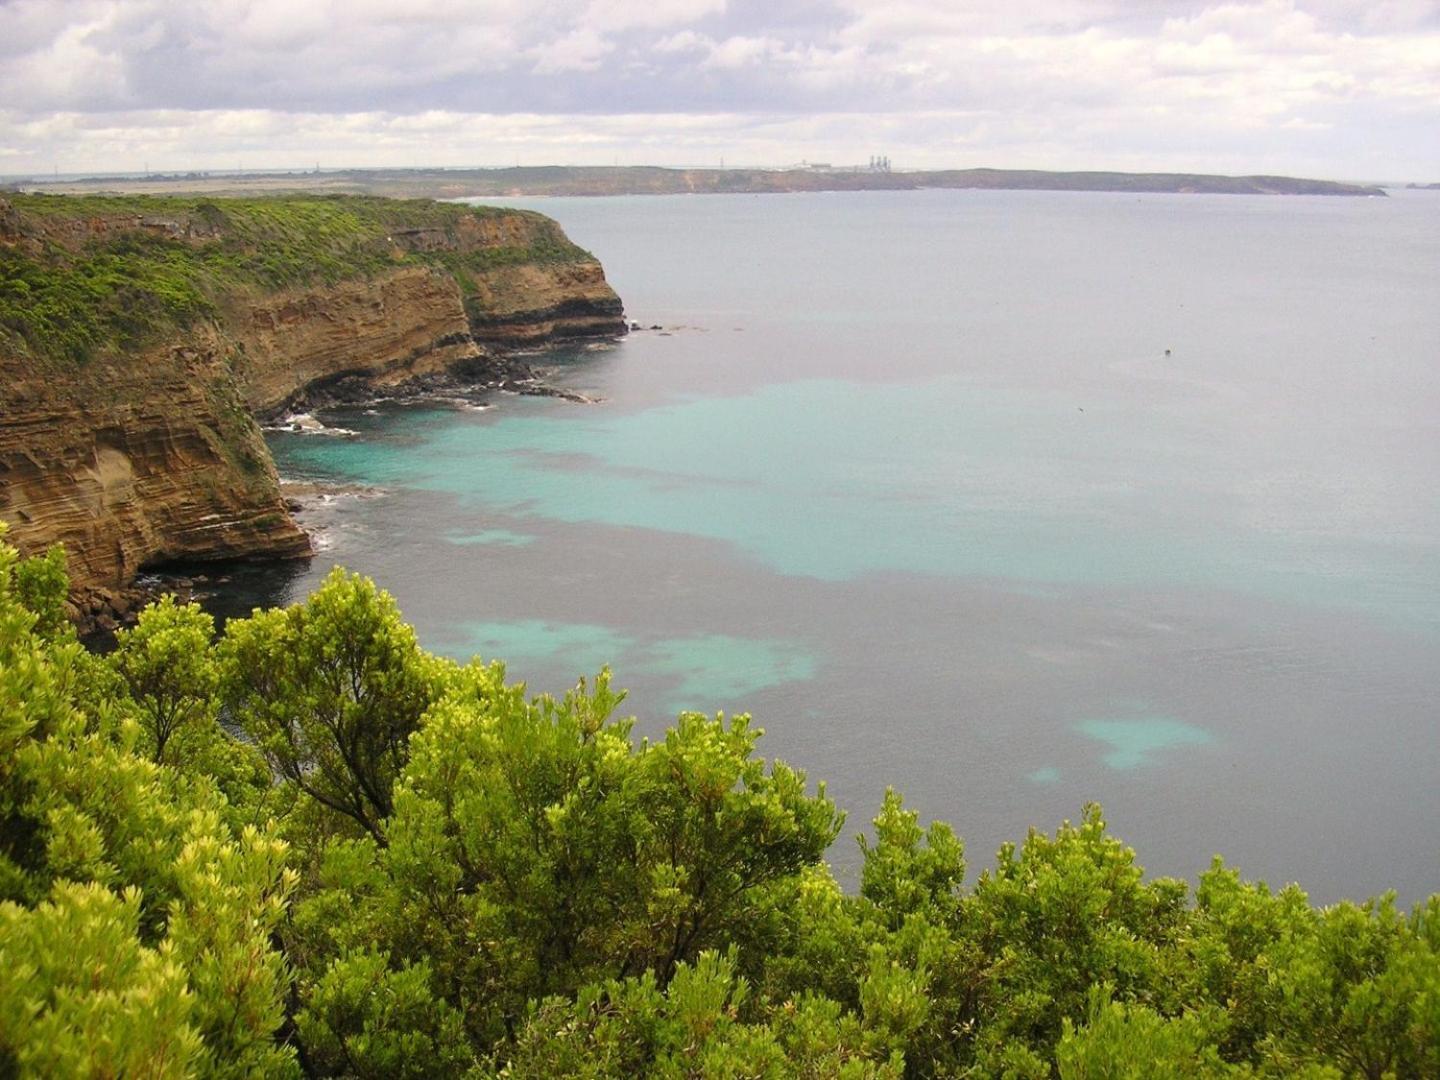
6, 163, 1388, 201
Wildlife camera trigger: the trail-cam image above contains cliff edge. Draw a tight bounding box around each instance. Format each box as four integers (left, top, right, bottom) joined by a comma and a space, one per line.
0, 194, 625, 610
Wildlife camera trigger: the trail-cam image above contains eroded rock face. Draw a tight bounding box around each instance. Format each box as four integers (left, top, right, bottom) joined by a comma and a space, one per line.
0, 327, 310, 589
463, 260, 629, 346
0, 198, 626, 600
231, 265, 485, 414
382, 209, 627, 346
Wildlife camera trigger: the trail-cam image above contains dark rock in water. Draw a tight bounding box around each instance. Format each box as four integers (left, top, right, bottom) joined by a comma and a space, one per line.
275, 349, 599, 415
70, 580, 166, 641
518, 384, 599, 404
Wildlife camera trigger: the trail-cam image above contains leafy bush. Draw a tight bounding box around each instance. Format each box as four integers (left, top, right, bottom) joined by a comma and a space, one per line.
0, 525, 1435, 1077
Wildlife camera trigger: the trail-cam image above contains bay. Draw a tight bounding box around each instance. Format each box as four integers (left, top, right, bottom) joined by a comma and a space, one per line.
213, 188, 1440, 903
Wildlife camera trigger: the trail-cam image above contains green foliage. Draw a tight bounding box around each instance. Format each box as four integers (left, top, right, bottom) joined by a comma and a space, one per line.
0, 527, 297, 1077
1057, 988, 1238, 1079
0, 523, 1436, 1077
290, 669, 844, 1051
111, 597, 219, 764
220, 567, 443, 845
0, 231, 217, 364
859, 787, 965, 930
106, 597, 273, 829
0, 524, 89, 904
12, 544, 71, 643
505, 949, 902, 1079
296, 950, 474, 1078
0, 194, 592, 366
961, 804, 1193, 1072
0, 881, 203, 1077
633, 711, 845, 975
1258, 893, 1440, 1078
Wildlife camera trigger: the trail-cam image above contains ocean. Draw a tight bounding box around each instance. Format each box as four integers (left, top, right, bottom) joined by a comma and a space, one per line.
207, 188, 1440, 903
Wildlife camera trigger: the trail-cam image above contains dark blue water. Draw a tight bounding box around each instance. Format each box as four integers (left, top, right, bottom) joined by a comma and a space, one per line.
221, 189, 1440, 902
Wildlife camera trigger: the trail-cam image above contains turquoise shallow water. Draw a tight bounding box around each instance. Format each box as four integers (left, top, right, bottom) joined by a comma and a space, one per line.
1074, 718, 1214, 771
220, 189, 1440, 902
279, 375, 1437, 621
434, 620, 815, 714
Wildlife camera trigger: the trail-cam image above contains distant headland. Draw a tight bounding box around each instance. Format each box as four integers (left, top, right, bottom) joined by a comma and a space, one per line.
8, 164, 1388, 200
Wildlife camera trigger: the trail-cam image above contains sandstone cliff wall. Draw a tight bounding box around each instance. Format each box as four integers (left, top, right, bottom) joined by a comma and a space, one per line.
0, 196, 625, 605
462, 260, 628, 347
230, 265, 483, 414
0, 327, 310, 593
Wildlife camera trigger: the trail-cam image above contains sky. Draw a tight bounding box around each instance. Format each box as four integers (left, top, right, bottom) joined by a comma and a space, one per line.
1, 0, 1437, 181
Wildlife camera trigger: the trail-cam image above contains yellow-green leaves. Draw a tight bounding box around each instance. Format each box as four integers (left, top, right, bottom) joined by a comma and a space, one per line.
112, 597, 219, 765
0, 882, 203, 1078
1058, 988, 1238, 1079
0, 530, 297, 1077
296, 950, 473, 1078
859, 787, 965, 930
220, 567, 440, 845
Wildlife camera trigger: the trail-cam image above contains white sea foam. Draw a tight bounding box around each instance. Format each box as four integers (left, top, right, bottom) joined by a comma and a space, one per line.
265, 412, 357, 437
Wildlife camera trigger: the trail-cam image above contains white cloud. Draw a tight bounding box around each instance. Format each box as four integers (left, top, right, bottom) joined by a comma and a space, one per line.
653, 29, 708, 52
3, 2, 130, 109
584, 0, 726, 31
0, 1, 1437, 179
530, 27, 614, 73
702, 35, 784, 68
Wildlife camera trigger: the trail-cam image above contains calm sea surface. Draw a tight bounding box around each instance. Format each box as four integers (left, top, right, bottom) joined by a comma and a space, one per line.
211, 189, 1440, 902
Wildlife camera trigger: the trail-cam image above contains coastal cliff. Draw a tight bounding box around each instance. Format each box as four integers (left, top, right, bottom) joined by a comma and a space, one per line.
0, 194, 625, 610
230, 265, 484, 413
0, 325, 310, 594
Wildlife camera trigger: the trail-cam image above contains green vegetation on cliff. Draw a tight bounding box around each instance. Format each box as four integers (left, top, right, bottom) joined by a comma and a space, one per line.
0, 194, 592, 366
2, 527, 1436, 1077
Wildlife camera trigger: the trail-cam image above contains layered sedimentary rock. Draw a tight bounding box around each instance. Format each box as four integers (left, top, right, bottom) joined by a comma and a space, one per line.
379, 212, 626, 348
0, 195, 625, 604
0, 326, 310, 593
230, 265, 484, 414
462, 260, 629, 347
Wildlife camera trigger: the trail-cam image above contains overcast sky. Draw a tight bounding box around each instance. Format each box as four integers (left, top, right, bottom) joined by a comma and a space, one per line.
2, 0, 1437, 181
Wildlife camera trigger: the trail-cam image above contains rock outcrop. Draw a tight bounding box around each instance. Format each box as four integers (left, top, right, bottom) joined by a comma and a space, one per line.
0, 195, 626, 610
461, 260, 629, 347
0, 325, 310, 592
229, 265, 484, 414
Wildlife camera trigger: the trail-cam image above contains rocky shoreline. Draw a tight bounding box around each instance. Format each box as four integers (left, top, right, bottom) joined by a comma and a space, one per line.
269, 350, 603, 416
0, 194, 627, 624
66, 345, 613, 639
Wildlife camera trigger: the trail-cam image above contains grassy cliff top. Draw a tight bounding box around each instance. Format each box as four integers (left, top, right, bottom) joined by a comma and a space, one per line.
0, 193, 592, 367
